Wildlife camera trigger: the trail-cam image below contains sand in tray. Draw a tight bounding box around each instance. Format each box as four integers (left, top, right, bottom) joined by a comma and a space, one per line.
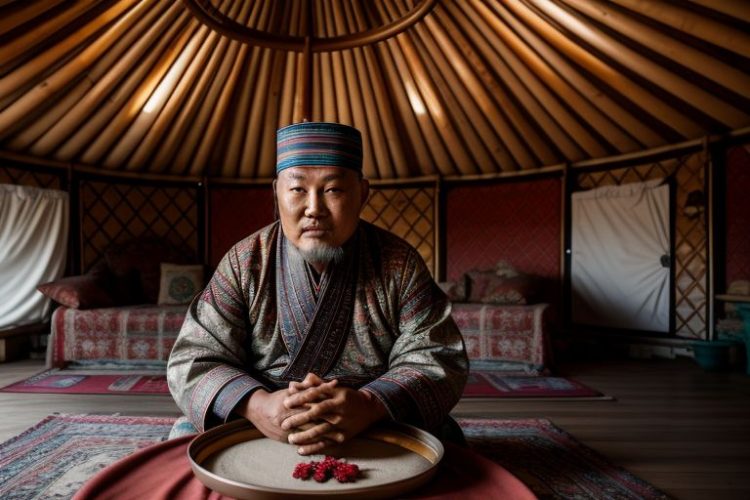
203, 436, 433, 491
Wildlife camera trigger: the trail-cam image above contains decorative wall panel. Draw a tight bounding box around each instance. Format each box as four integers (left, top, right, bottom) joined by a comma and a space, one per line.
362, 185, 436, 276
78, 179, 200, 271
577, 151, 708, 338
446, 178, 561, 281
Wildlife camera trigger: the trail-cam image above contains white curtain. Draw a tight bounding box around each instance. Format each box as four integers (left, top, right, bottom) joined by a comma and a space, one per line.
0, 184, 68, 329
571, 180, 671, 332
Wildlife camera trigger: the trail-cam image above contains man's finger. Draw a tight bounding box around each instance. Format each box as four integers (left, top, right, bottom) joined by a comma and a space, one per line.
281, 399, 342, 430
289, 373, 326, 394
287, 421, 333, 444
296, 440, 329, 456
323, 430, 346, 444
320, 413, 343, 426
280, 407, 316, 430
283, 381, 337, 408
301, 373, 326, 386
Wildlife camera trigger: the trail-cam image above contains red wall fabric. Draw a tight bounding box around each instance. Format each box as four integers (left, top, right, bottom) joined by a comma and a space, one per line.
725, 146, 750, 284
210, 178, 563, 282
446, 177, 562, 281
209, 187, 275, 267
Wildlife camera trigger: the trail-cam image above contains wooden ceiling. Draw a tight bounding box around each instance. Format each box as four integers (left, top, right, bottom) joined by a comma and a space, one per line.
0, 0, 749, 181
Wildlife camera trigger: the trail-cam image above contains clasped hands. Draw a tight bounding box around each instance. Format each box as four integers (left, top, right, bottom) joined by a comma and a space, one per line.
240, 373, 387, 455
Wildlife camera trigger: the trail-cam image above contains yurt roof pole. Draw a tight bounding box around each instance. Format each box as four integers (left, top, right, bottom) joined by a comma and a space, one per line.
302, 0, 312, 122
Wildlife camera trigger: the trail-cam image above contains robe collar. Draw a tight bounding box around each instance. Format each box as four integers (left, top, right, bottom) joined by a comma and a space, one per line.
276, 226, 359, 381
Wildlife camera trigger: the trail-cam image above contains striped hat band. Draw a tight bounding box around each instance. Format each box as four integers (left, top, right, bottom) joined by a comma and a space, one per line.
276, 122, 363, 174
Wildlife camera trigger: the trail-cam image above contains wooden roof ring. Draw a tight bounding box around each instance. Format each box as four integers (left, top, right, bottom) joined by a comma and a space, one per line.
181, 0, 438, 51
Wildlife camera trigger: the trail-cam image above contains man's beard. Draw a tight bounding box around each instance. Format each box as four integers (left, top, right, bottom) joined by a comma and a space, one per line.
299, 244, 344, 267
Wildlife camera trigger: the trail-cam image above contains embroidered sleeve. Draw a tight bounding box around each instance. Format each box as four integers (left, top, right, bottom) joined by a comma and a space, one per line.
362, 248, 468, 430
210, 371, 269, 422
167, 240, 266, 432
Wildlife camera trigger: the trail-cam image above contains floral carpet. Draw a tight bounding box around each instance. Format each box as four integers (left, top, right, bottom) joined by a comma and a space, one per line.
0, 415, 668, 499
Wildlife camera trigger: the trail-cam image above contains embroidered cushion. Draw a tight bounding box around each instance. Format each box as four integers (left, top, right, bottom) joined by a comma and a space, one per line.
157, 263, 204, 305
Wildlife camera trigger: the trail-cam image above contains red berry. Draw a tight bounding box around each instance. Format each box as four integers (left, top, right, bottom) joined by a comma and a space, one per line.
293, 457, 360, 483
313, 459, 335, 481
292, 462, 314, 480
333, 462, 360, 482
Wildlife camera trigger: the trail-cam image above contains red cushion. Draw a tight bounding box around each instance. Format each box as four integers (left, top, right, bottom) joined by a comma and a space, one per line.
466, 270, 539, 305
37, 274, 116, 309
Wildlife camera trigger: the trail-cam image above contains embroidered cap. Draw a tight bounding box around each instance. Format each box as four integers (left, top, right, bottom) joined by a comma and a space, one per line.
276, 122, 363, 174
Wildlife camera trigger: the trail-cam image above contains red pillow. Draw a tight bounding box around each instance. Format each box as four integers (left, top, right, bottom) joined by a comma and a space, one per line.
466, 270, 539, 305
37, 274, 116, 309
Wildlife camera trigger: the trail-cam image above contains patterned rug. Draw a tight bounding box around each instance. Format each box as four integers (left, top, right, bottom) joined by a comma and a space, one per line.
0, 415, 667, 499
463, 371, 611, 399
459, 418, 669, 499
0, 415, 175, 499
1, 370, 609, 399
0, 369, 169, 395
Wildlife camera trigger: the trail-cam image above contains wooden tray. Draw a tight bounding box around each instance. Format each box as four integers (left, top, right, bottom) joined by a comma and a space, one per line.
188, 419, 444, 499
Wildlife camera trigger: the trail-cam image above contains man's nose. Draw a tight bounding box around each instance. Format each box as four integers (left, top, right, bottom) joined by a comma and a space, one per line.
304, 191, 328, 217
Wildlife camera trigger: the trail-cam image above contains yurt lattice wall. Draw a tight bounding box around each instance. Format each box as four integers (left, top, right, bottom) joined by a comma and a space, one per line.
576, 151, 708, 339
0, 163, 64, 190
169, 179, 440, 275
362, 182, 437, 276
77, 178, 201, 272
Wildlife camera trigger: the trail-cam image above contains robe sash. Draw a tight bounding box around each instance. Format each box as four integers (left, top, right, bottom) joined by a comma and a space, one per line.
276, 230, 358, 381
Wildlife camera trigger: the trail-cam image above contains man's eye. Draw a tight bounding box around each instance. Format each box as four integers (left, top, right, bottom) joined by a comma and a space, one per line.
291, 187, 305, 193
326, 188, 343, 193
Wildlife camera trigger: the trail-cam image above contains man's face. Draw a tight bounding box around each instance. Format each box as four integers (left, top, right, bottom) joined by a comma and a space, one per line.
275, 166, 369, 259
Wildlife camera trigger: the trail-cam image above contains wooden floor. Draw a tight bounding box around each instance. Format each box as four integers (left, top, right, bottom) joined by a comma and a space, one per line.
1, 357, 749, 499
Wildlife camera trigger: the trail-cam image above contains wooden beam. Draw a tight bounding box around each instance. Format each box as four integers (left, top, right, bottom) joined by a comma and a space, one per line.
180, 0, 437, 52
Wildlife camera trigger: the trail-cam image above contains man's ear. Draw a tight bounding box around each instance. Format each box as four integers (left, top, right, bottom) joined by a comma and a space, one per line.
359, 178, 370, 207
272, 179, 279, 220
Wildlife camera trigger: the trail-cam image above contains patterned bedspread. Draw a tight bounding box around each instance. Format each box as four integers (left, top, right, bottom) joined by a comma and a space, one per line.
452, 302, 550, 371
46, 305, 188, 367
46, 302, 550, 371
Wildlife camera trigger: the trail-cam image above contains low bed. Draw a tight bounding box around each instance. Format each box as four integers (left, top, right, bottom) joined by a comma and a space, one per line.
46, 304, 186, 368
452, 302, 550, 373
40, 245, 551, 373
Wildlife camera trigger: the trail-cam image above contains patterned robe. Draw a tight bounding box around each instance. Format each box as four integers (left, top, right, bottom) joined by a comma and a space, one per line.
167, 221, 468, 432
